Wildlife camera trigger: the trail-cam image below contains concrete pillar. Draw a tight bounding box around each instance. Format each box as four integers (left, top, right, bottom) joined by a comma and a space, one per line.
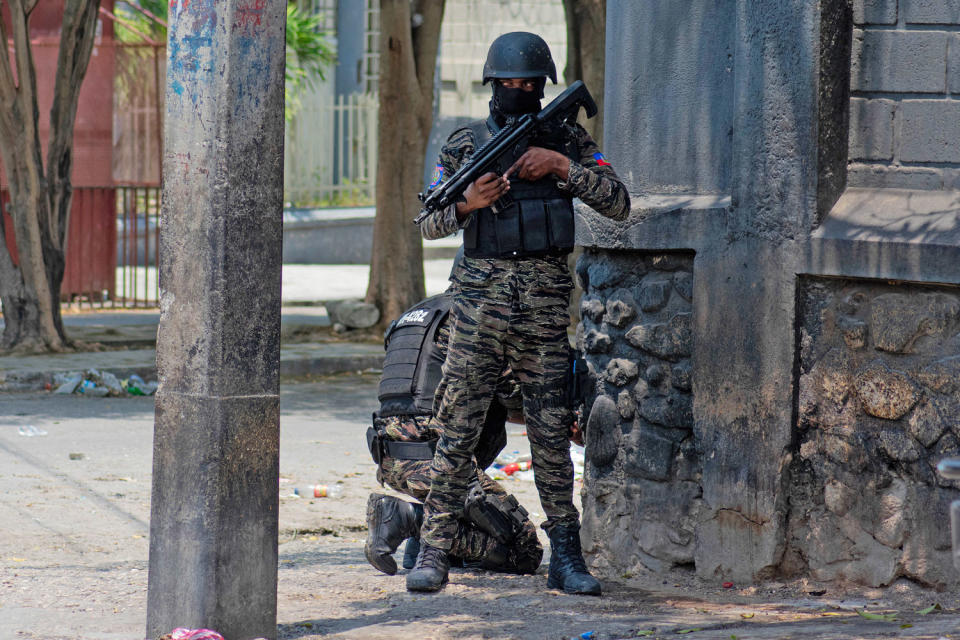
691, 0, 822, 581
694, 0, 851, 581
146, 2, 286, 639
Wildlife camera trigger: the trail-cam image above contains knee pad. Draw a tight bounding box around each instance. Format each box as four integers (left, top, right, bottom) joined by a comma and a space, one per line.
464, 483, 529, 545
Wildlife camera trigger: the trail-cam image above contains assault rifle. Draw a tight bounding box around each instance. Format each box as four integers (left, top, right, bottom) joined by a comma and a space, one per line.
414, 80, 597, 223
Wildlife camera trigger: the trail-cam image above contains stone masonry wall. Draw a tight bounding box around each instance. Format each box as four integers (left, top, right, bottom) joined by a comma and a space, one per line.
849, 0, 960, 189
574, 249, 700, 576
787, 277, 960, 587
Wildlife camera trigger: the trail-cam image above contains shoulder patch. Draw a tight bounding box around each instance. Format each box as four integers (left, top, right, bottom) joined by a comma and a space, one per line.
592, 152, 611, 166
428, 164, 443, 189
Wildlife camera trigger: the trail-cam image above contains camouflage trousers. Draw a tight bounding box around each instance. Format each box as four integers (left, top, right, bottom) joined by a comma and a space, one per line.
379, 456, 541, 566
421, 278, 577, 551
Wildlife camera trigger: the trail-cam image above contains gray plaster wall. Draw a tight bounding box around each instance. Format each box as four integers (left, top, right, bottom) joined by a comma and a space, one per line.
849, 0, 960, 190
603, 0, 734, 195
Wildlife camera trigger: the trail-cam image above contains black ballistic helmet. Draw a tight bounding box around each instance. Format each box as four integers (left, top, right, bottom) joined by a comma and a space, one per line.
482, 32, 557, 85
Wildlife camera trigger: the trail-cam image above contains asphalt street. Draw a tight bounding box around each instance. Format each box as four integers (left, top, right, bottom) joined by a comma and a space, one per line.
0, 375, 541, 639
3, 377, 960, 640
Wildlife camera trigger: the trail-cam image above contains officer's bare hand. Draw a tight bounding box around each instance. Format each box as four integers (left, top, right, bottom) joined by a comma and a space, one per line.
457, 172, 510, 219
505, 147, 570, 182
569, 421, 584, 446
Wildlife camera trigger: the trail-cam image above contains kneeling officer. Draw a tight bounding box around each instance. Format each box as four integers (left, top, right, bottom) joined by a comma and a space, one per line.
365, 288, 543, 576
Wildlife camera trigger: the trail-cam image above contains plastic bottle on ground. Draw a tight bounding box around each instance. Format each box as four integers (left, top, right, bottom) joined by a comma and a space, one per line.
293, 484, 343, 498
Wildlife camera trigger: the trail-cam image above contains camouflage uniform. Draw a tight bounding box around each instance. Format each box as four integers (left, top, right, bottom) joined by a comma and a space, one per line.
375, 322, 542, 568
418, 122, 629, 552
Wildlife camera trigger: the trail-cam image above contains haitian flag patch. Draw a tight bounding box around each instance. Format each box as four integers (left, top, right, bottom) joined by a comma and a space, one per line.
428, 164, 444, 189
592, 152, 611, 166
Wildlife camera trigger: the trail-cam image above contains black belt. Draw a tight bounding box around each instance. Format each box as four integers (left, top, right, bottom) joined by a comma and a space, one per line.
366, 426, 437, 464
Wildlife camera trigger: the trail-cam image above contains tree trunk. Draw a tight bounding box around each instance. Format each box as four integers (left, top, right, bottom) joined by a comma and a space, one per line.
563, 0, 606, 145
0, 0, 100, 353
365, 0, 445, 329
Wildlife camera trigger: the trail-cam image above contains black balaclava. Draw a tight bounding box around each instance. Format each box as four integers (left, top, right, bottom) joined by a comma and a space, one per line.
490, 78, 546, 126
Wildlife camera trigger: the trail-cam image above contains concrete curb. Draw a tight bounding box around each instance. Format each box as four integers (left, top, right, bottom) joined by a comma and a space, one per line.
280, 353, 383, 377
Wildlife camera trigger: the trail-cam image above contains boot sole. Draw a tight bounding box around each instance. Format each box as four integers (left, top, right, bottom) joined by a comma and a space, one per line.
406, 575, 448, 592
364, 494, 398, 576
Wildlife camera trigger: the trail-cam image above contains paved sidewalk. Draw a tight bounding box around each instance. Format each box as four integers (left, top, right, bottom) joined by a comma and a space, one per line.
0, 259, 457, 391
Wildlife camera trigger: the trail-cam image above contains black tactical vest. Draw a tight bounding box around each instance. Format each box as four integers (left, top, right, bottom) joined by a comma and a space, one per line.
378, 293, 453, 417
462, 118, 579, 259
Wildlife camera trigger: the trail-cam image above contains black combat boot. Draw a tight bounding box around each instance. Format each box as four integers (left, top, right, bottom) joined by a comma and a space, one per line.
401, 503, 424, 570
402, 536, 421, 571
364, 494, 422, 575
406, 543, 450, 592
546, 524, 601, 595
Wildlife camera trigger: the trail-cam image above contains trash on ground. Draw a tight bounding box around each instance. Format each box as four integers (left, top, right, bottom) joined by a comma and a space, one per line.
68, 452, 85, 460
51, 369, 157, 397
123, 373, 158, 396
513, 469, 536, 482
722, 581, 734, 589
856, 609, 897, 622
17, 425, 48, 437
571, 443, 585, 479
502, 460, 532, 475
284, 484, 344, 499
79, 379, 109, 396
162, 629, 226, 640
484, 444, 589, 481
495, 450, 531, 466
54, 373, 83, 394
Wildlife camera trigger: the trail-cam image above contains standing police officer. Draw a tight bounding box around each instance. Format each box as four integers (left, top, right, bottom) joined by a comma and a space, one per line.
408, 32, 630, 594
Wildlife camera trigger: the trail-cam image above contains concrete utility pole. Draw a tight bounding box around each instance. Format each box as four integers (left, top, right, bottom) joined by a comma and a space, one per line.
146, 1, 286, 639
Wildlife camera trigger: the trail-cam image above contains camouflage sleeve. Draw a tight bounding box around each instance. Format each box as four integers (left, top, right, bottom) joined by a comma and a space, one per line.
557, 123, 631, 222
418, 128, 476, 240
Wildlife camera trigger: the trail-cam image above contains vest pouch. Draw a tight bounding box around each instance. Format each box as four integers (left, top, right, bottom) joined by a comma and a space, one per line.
546, 198, 575, 249
519, 199, 549, 254
494, 205, 523, 255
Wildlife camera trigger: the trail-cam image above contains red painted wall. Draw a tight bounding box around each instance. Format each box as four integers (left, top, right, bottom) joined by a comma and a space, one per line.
0, 1, 115, 186
1, 3, 118, 299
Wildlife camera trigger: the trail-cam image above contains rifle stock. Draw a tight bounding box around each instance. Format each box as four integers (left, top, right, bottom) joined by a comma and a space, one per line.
414, 80, 596, 223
